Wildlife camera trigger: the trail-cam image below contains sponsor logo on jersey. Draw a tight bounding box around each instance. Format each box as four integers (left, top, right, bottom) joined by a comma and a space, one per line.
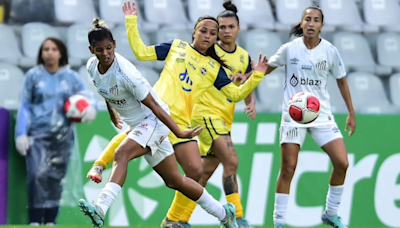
179, 69, 193, 92
316, 60, 327, 70
175, 58, 185, 63
178, 52, 186, 57
106, 98, 128, 108
99, 88, 108, 95
138, 123, 148, 131
302, 65, 313, 70
208, 60, 215, 68
300, 78, 321, 87
133, 130, 142, 137
191, 56, 199, 63
188, 62, 196, 70
177, 41, 186, 49
290, 58, 299, 65
109, 84, 118, 95
240, 55, 244, 64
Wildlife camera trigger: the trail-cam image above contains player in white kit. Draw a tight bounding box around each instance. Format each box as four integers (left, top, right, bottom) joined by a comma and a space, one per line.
264, 6, 356, 228
77, 18, 238, 228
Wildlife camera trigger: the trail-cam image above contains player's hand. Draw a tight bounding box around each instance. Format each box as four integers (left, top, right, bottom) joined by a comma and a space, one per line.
122, 0, 138, 16
244, 102, 256, 120
16, 135, 29, 156
251, 53, 269, 74
231, 73, 247, 84
177, 125, 203, 139
109, 107, 123, 129
345, 114, 356, 136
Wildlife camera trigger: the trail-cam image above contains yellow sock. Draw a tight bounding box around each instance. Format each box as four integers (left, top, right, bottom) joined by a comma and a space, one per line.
93, 132, 127, 168
166, 191, 192, 222
226, 193, 243, 218
179, 200, 197, 223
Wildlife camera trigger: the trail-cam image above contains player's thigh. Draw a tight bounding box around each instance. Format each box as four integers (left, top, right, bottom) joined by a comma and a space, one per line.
152, 153, 183, 184
310, 124, 348, 168
174, 141, 203, 176
279, 126, 306, 167
211, 135, 238, 166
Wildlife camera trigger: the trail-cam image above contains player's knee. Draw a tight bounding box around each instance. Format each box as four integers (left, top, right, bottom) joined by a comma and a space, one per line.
334, 159, 349, 173
280, 161, 297, 180
184, 166, 203, 182
222, 157, 238, 175
164, 176, 184, 190
113, 146, 130, 164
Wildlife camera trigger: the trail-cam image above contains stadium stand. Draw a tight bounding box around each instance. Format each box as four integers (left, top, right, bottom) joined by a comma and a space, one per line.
256, 69, 284, 113
0, 62, 25, 110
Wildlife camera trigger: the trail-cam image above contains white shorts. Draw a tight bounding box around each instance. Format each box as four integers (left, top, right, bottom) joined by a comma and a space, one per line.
127, 116, 174, 167
279, 123, 343, 148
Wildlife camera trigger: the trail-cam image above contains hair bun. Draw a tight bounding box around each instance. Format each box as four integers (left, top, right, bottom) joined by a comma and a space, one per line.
92, 17, 108, 29
223, 0, 238, 14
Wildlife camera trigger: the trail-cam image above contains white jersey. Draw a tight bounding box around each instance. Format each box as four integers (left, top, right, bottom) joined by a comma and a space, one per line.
86, 53, 169, 127
269, 37, 346, 127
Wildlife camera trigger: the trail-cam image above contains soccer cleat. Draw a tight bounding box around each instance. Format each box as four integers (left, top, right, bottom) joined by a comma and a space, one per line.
161, 217, 184, 228
87, 165, 104, 183
221, 203, 238, 228
78, 198, 105, 227
274, 224, 285, 228
236, 217, 253, 228
321, 212, 347, 228
178, 221, 192, 228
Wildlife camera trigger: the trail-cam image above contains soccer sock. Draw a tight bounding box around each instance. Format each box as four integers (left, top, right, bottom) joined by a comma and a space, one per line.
96, 182, 121, 215
195, 188, 226, 221
325, 185, 344, 216
226, 193, 243, 218
179, 200, 197, 222
94, 132, 127, 168
43, 207, 59, 224
273, 193, 289, 225
166, 191, 192, 222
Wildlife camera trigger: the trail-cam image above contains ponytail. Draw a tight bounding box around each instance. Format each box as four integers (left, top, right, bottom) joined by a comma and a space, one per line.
289, 23, 303, 37
206, 44, 231, 70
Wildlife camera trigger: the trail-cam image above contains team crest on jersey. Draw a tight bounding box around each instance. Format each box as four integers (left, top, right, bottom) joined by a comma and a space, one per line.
201, 67, 207, 75
316, 60, 327, 70
177, 41, 186, 49
290, 74, 298, 87
109, 84, 118, 95
240, 55, 244, 64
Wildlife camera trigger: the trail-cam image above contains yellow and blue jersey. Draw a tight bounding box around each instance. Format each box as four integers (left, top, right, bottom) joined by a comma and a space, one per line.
192, 44, 252, 128
125, 15, 264, 127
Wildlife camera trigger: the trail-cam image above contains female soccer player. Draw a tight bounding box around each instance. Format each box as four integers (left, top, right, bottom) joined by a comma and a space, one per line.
264, 6, 356, 228
77, 18, 245, 228
176, 2, 255, 228
15, 37, 96, 225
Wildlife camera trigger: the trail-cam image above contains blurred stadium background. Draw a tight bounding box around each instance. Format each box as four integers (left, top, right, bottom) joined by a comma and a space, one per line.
0, 0, 400, 228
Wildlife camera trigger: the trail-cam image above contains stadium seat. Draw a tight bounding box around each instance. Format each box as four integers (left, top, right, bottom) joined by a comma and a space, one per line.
153, 28, 192, 70
9, 0, 54, 24
235, 0, 275, 30
67, 23, 94, 67
78, 66, 107, 110
256, 69, 285, 113
0, 24, 22, 65
332, 32, 392, 76
143, 0, 189, 29
187, 0, 224, 24
112, 25, 154, 68
377, 33, 400, 72
19, 22, 61, 68
135, 65, 160, 87
54, 0, 97, 24
0, 63, 24, 110
99, 0, 125, 25
363, 0, 400, 32
240, 30, 283, 61
346, 72, 398, 114
388, 73, 400, 108
275, 0, 314, 31
326, 76, 348, 113
319, 0, 379, 33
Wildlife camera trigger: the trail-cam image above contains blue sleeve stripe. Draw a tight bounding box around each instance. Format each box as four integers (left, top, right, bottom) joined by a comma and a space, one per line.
155, 40, 173, 60
245, 55, 252, 73
214, 67, 231, 90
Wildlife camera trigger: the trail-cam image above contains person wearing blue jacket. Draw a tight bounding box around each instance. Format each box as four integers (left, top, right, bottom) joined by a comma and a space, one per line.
15, 37, 97, 225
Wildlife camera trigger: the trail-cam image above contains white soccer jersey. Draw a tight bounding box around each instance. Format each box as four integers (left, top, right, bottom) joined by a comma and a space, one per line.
86, 53, 168, 127
269, 37, 346, 127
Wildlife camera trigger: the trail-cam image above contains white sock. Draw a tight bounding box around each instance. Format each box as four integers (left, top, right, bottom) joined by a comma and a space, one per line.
273, 193, 289, 225
195, 188, 226, 221
325, 185, 344, 216
96, 182, 121, 215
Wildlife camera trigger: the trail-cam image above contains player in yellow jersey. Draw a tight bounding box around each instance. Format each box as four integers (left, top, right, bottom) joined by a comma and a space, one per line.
85, 1, 268, 227
172, 2, 255, 228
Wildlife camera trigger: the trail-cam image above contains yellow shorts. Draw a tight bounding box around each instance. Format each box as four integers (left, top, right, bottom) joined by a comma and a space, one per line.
168, 124, 197, 146
191, 117, 231, 156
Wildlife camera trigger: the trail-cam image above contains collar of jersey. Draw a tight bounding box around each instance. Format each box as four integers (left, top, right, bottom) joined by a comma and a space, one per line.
97, 57, 116, 77
189, 44, 209, 57
216, 42, 237, 54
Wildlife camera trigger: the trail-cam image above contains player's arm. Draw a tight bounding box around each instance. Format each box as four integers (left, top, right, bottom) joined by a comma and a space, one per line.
266, 42, 291, 74
16, 72, 33, 138
215, 54, 268, 102
125, 15, 172, 61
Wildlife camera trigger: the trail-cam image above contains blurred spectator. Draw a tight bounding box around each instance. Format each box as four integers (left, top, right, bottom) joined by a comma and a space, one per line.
14, 37, 96, 225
